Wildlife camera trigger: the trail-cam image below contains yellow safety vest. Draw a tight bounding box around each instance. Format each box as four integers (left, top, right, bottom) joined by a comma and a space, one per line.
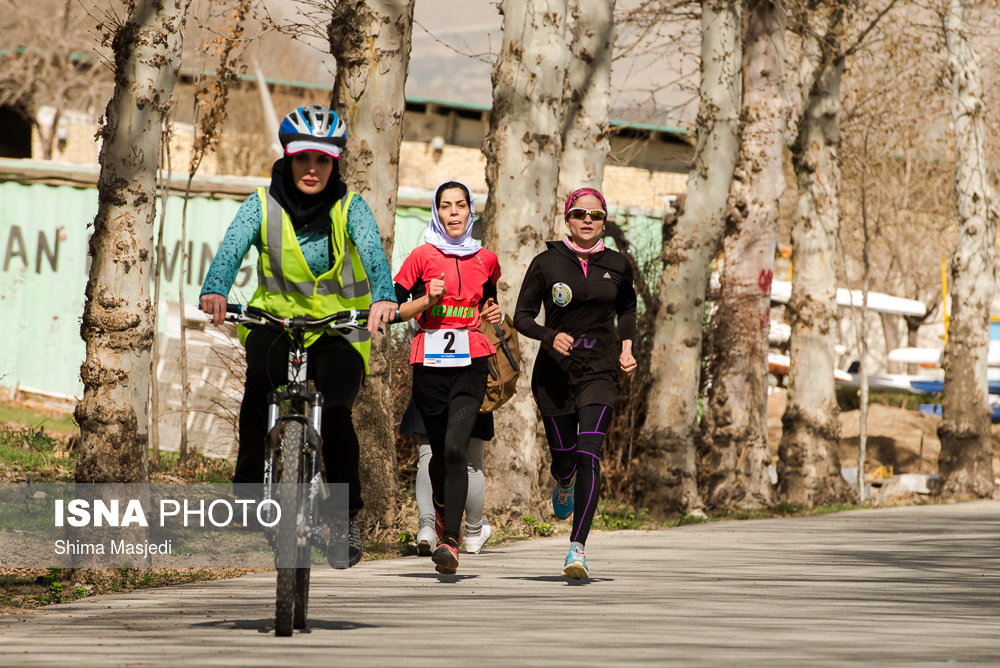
238, 187, 372, 373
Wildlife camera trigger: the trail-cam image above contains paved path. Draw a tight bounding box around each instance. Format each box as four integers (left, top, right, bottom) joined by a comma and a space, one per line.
2, 502, 999, 666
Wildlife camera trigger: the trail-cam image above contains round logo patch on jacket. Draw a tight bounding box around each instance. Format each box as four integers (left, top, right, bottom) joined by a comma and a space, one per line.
552, 282, 573, 307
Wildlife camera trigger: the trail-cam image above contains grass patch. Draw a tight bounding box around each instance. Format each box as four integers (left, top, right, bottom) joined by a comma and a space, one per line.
666, 501, 871, 527
150, 450, 235, 483
767, 501, 868, 517
726, 508, 774, 521
0, 423, 61, 451
1, 402, 78, 482
521, 514, 556, 537
0, 442, 72, 476
592, 500, 655, 531
0, 404, 77, 434
800, 502, 867, 515
0, 566, 262, 611
675, 512, 711, 526
0, 422, 76, 482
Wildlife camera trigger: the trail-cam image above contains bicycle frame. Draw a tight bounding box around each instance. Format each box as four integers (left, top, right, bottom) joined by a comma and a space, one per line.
261, 318, 327, 552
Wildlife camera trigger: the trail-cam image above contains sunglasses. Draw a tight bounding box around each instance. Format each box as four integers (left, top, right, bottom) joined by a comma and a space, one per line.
567, 208, 606, 221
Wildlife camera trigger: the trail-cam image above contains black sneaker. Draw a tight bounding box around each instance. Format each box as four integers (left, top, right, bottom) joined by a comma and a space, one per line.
326, 519, 349, 569
348, 517, 363, 567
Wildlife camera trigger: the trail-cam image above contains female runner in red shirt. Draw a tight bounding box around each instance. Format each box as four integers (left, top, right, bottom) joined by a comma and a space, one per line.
394, 180, 501, 574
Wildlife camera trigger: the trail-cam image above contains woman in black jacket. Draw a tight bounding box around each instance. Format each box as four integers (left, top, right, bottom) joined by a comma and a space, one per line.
513, 187, 637, 579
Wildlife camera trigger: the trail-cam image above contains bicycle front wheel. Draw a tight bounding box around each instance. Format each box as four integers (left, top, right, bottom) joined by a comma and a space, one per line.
274, 420, 304, 637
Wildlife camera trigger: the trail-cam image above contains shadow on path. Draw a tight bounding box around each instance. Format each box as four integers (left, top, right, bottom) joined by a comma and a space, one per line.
504, 575, 613, 585
193, 618, 378, 633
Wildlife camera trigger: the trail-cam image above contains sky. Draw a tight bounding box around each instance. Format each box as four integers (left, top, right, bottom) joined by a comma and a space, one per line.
408, 0, 700, 127
407, 1, 499, 106
259, 0, 699, 129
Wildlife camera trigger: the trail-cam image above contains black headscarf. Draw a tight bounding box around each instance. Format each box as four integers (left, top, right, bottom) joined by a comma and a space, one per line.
268, 156, 349, 232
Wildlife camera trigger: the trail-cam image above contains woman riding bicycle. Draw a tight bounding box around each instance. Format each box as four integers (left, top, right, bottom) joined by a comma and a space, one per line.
200, 104, 396, 568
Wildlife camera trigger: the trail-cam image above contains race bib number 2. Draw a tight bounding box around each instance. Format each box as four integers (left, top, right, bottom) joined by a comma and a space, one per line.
423, 329, 471, 367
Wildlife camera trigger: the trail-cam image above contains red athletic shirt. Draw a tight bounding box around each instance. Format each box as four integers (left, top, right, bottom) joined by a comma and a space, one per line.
394, 244, 501, 364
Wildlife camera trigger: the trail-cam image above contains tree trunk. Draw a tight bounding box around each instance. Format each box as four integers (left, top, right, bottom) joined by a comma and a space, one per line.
556, 0, 615, 221
150, 127, 173, 468
904, 308, 936, 376
177, 186, 190, 468
635, 0, 742, 517
778, 11, 855, 507
937, 0, 997, 499
700, 0, 786, 510
329, 0, 415, 528
74, 0, 191, 483
857, 151, 872, 500
482, 0, 568, 515
879, 311, 902, 373
328, 0, 414, 528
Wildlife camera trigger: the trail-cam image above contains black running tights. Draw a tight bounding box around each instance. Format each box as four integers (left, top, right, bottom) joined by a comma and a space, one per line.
421, 394, 481, 544
542, 404, 614, 546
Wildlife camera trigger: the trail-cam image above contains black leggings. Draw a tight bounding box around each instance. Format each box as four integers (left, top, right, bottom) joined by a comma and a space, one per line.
542, 404, 614, 546
235, 328, 365, 515
421, 394, 482, 544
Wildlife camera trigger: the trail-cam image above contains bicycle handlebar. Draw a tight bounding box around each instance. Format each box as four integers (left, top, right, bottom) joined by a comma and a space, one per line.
213, 303, 374, 331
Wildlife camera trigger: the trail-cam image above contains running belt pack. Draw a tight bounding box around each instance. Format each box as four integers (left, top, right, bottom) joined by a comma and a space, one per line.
479, 313, 521, 413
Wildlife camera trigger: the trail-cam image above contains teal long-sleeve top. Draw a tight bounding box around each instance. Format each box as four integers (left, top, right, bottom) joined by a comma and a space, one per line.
200, 192, 396, 304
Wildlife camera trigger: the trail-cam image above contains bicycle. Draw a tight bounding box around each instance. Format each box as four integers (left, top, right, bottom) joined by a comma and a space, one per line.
219, 303, 372, 636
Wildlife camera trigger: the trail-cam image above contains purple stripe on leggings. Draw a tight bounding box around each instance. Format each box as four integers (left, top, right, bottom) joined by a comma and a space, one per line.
595, 405, 608, 431
549, 418, 576, 452
549, 417, 566, 450
579, 450, 601, 462
578, 431, 606, 436
572, 464, 598, 544
557, 465, 577, 487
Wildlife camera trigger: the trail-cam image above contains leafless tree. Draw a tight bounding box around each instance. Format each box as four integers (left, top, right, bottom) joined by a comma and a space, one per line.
169, 0, 255, 469
610, 0, 700, 127
778, 0, 898, 507
635, 0, 742, 517
328, 0, 415, 528
838, 6, 956, 372
482, 0, 569, 514
150, 121, 174, 467
779, 3, 855, 506
0, 0, 113, 158
75, 0, 192, 483
937, 0, 997, 499
557, 0, 615, 213
700, 0, 789, 510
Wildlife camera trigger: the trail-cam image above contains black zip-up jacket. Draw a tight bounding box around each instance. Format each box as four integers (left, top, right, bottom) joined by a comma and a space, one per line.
513, 241, 637, 384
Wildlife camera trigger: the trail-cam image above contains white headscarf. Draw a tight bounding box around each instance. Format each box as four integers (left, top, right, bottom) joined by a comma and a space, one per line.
423, 180, 481, 257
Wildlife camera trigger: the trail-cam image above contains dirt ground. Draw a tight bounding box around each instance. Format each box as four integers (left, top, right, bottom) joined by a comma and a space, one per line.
766, 388, 1000, 475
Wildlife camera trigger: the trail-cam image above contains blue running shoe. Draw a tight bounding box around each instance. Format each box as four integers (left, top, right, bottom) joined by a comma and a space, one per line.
552, 474, 575, 520
562, 544, 589, 579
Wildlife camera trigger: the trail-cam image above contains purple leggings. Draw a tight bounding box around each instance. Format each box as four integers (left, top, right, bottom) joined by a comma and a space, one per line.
542, 404, 613, 546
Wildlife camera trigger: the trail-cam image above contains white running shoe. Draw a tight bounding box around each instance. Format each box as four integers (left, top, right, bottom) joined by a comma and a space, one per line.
416, 525, 436, 556
463, 521, 492, 554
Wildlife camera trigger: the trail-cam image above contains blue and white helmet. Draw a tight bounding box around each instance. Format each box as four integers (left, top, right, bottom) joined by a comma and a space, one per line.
278, 105, 347, 158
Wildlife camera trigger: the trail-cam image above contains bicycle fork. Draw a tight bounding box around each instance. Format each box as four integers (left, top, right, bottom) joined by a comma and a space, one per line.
263, 403, 329, 549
